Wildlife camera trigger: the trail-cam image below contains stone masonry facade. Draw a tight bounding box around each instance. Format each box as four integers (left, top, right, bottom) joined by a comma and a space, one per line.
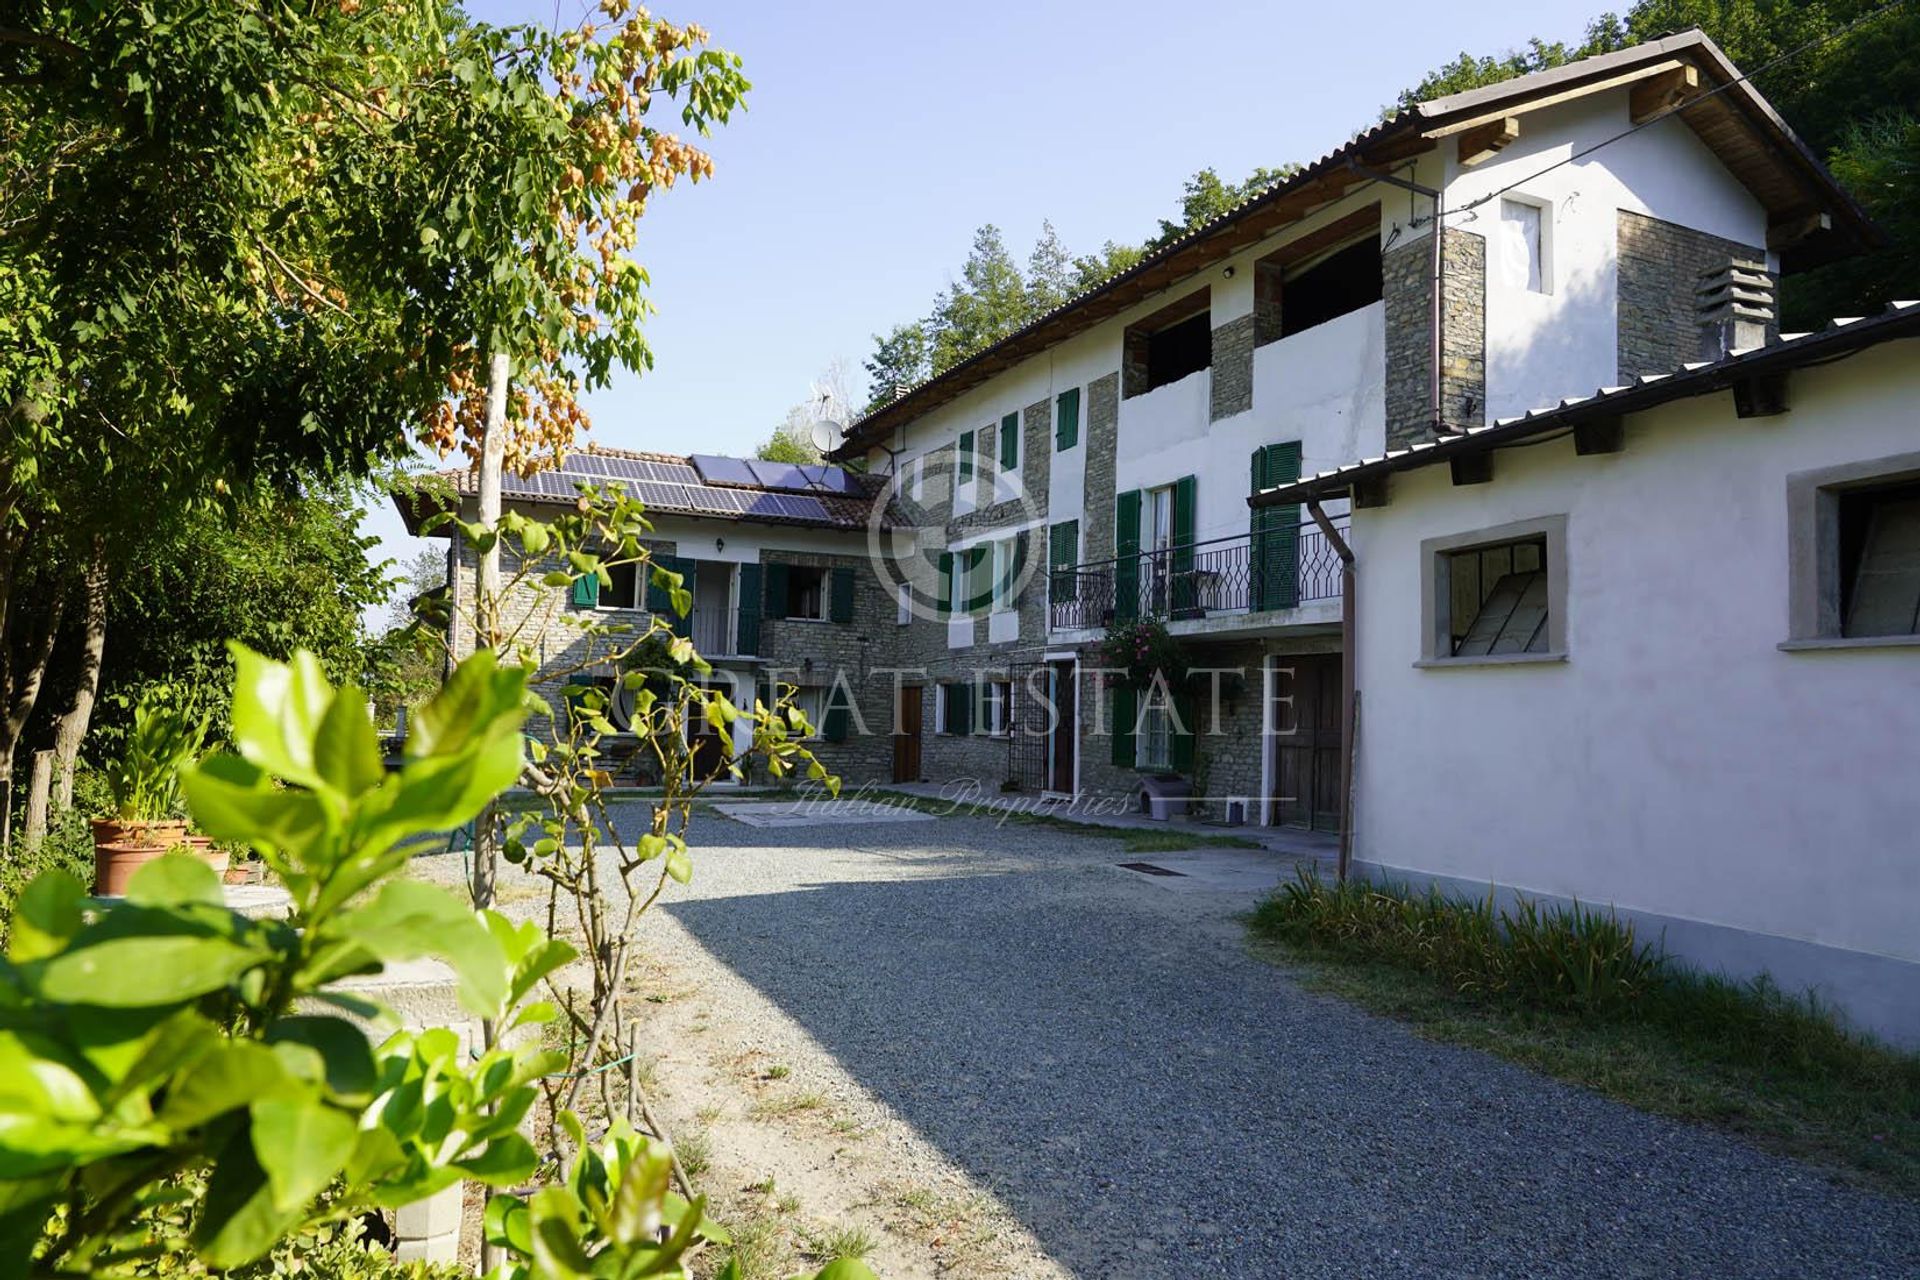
1617, 209, 1772, 380
1384, 229, 1486, 451
1209, 313, 1255, 421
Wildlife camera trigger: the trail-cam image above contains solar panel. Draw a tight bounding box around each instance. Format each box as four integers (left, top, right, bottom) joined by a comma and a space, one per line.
499, 466, 846, 525
746, 460, 809, 491
690, 454, 759, 487
741, 492, 829, 521
562, 454, 701, 485
796, 465, 860, 495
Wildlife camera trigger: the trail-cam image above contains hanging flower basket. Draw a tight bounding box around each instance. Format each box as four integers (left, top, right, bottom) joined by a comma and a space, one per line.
1098, 618, 1190, 692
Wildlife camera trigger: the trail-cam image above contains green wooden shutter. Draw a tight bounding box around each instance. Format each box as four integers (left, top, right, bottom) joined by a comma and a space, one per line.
1049, 520, 1079, 607
1110, 685, 1136, 767
649, 555, 694, 636
1114, 489, 1142, 621
829, 566, 855, 623
1170, 474, 1198, 617
823, 690, 850, 743
1250, 443, 1302, 611
1170, 690, 1196, 772
736, 563, 763, 655
571, 571, 600, 609
764, 561, 790, 620
1055, 387, 1080, 450
958, 431, 974, 483
1000, 412, 1019, 469
937, 551, 954, 618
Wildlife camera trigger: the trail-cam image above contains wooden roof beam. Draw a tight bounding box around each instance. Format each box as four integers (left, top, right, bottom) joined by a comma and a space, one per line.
1425, 58, 1686, 138
1629, 63, 1702, 123
1457, 117, 1520, 168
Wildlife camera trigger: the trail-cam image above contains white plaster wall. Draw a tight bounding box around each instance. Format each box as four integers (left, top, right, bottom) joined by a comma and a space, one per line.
1443, 91, 1771, 425
1351, 341, 1920, 968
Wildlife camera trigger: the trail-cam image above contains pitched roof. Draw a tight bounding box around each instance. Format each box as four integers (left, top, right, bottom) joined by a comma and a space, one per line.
835, 29, 1876, 458
398, 446, 896, 534
1249, 301, 1920, 507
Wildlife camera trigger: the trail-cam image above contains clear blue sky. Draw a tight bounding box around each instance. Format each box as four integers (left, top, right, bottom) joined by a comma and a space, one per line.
361, 0, 1605, 613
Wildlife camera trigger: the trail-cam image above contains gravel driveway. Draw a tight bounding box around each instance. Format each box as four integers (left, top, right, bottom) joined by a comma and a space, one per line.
474, 801, 1920, 1278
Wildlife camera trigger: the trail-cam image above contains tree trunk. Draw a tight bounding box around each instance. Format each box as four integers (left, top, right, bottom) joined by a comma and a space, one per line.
0, 568, 66, 850
470, 350, 509, 915
23, 749, 52, 847
52, 537, 108, 811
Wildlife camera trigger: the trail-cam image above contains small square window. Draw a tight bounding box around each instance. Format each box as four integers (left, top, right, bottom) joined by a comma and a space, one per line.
1446, 538, 1550, 656
1839, 480, 1920, 638
601, 561, 639, 610
785, 565, 826, 621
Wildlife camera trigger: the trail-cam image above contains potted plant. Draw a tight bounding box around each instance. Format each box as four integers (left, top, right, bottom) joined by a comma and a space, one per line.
93, 688, 212, 894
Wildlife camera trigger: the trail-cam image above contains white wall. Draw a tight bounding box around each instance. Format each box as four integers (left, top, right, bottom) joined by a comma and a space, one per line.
1351, 342, 1920, 985
1442, 92, 1771, 425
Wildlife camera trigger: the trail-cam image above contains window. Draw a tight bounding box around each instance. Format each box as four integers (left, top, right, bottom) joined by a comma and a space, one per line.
1498, 198, 1547, 294
1786, 455, 1920, 648
957, 431, 975, 485
999, 411, 1019, 472
982, 680, 1011, 737
1280, 237, 1383, 338
990, 535, 1021, 613
1420, 516, 1567, 665
897, 582, 911, 625
1446, 539, 1549, 656
601, 560, 640, 610
1840, 481, 1920, 637
1145, 311, 1211, 391
1048, 520, 1080, 603
785, 565, 826, 621
1138, 698, 1172, 769
790, 685, 826, 739
1055, 387, 1080, 451
937, 682, 972, 736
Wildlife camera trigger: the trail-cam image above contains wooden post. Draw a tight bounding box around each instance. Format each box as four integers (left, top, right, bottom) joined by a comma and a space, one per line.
471, 351, 509, 917
23, 750, 53, 848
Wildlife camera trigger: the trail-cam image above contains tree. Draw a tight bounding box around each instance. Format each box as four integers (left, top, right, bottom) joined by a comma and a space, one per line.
863, 320, 932, 412
0, 1, 749, 812
1026, 219, 1076, 315
1145, 165, 1301, 250
928, 224, 1031, 373
1390, 36, 1595, 112
1071, 239, 1148, 291
757, 359, 860, 461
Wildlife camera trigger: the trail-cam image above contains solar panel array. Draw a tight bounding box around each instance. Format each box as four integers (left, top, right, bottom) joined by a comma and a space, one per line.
692, 453, 861, 496
507, 464, 834, 524
562, 453, 701, 485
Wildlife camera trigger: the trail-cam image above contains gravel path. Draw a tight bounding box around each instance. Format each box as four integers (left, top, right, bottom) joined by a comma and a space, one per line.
445, 803, 1920, 1278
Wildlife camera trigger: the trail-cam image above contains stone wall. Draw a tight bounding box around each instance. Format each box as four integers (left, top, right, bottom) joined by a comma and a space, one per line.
1209, 314, 1254, 421
1082, 372, 1120, 558
1384, 229, 1486, 451
1617, 209, 1771, 380
755, 547, 896, 786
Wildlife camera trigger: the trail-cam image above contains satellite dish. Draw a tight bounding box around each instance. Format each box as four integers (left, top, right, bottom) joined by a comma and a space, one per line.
806, 418, 844, 455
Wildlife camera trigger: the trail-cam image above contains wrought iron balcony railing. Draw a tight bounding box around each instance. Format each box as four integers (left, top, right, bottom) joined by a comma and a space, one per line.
1048, 519, 1346, 631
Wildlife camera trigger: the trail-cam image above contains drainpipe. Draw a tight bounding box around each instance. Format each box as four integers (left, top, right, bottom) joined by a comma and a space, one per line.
1306, 498, 1357, 881
1347, 159, 1449, 437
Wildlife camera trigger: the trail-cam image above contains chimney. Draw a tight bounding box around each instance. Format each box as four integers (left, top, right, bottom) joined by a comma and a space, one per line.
1697, 258, 1775, 359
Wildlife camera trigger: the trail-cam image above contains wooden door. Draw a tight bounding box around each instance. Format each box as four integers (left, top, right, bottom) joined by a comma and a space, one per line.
1270, 654, 1343, 831
892, 685, 923, 783
1047, 660, 1077, 793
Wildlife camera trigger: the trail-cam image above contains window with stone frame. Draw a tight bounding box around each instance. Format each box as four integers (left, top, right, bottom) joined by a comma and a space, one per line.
1137, 697, 1173, 769
1446, 537, 1550, 657
981, 680, 1012, 737
1839, 479, 1920, 638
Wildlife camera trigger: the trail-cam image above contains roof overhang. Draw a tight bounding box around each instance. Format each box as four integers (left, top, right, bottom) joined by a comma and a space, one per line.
1249, 302, 1920, 509
836, 29, 1879, 459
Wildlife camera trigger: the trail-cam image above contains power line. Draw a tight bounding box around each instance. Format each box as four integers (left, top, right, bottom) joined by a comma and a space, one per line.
1447, 0, 1915, 221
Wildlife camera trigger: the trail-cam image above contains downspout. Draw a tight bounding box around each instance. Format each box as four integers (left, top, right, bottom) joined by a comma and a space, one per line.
1347, 159, 1449, 436
1306, 498, 1358, 881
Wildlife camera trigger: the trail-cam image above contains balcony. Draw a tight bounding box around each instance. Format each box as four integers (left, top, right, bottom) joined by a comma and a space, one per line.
1049, 519, 1347, 632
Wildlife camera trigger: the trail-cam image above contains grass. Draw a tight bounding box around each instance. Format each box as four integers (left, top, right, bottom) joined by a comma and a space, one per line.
762, 1064, 791, 1080
673, 1126, 712, 1178
750, 1090, 828, 1120
1249, 869, 1920, 1198
799, 1223, 878, 1265
712, 1212, 794, 1280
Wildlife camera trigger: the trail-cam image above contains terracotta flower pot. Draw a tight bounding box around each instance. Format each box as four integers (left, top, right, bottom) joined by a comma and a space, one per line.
93, 841, 183, 895
92, 817, 189, 849
222, 861, 255, 886
186, 835, 230, 879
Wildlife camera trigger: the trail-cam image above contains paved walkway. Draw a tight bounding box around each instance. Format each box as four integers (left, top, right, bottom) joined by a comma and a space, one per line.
639, 808, 1919, 1279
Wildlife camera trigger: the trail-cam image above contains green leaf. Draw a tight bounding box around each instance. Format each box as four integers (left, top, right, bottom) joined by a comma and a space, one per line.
407, 649, 527, 761
228, 645, 334, 788
38, 935, 269, 1008
158, 1040, 292, 1130
528, 1188, 594, 1280
323, 881, 506, 1017
810, 1261, 881, 1280
264, 1017, 376, 1100
182, 753, 329, 855
194, 1124, 308, 1269
125, 853, 223, 908
664, 847, 692, 884
250, 1097, 357, 1212
454, 1132, 538, 1185
8, 872, 85, 963
314, 687, 385, 798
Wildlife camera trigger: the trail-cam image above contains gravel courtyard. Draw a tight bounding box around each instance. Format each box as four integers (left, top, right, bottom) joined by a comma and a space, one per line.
478, 800, 1920, 1278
